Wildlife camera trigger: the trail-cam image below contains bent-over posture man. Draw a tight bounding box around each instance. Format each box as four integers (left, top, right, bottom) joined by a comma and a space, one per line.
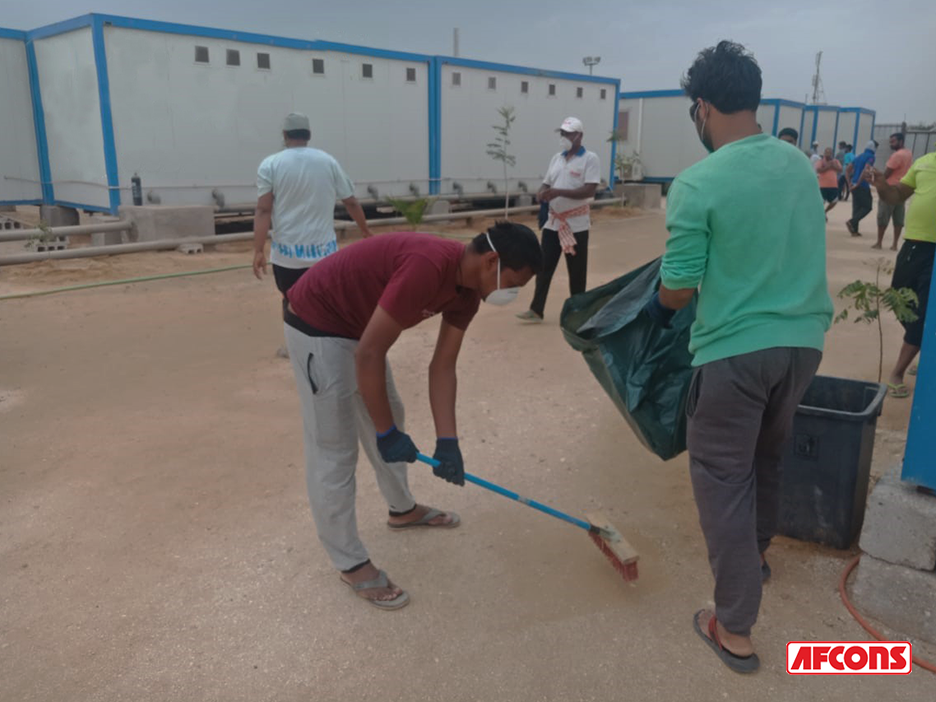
284, 223, 543, 609
644, 40, 833, 673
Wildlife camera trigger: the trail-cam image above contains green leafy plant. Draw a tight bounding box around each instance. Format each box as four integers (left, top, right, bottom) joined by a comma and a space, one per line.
835, 258, 919, 382
607, 130, 641, 183
386, 197, 432, 230
24, 220, 54, 251
486, 106, 517, 219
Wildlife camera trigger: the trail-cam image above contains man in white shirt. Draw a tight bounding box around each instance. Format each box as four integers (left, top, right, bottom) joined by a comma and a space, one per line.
252, 112, 373, 300
517, 117, 601, 323
809, 141, 821, 166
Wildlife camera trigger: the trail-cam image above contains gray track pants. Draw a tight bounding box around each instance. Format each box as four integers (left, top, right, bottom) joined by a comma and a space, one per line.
284, 324, 417, 571
687, 347, 821, 637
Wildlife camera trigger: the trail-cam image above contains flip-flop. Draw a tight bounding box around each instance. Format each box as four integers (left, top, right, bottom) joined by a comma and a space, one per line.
341, 569, 410, 611
388, 507, 461, 530
693, 610, 760, 674
888, 383, 911, 399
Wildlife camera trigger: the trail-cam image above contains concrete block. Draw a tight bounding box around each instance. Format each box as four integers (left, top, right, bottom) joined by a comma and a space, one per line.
177, 242, 204, 254
515, 194, 533, 207
859, 467, 936, 570
39, 205, 79, 228
617, 184, 661, 209
91, 230, 125, 247
851, 554, 936, 645
428, 200, 451, 215
117, 205, 214, 243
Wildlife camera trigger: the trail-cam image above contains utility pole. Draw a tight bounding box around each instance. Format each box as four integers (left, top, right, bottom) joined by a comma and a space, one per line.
582, 56, 600, 75
453, 28, 459, 57
811, 51, 827, 105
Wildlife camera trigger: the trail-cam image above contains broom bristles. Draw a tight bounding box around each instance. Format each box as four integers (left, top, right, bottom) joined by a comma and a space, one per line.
588, 530, 639, 582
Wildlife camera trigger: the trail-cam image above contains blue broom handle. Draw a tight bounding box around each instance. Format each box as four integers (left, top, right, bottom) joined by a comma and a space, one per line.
416, 453, 593, 533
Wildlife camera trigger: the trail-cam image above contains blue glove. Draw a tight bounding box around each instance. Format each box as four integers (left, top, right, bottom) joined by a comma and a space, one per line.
537, 200, 549, 229
432, 438, 465, 486
376, 425, 418, 464
643, 292, 676, 328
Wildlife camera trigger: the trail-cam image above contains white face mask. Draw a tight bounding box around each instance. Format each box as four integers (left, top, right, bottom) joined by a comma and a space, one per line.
483, 232, 520, 306
559, 136, 574, 151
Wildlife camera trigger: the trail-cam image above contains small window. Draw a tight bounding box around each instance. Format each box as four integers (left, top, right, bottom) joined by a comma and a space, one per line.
312, 58, 325, 75
362, 63, 373, 79
521, 81, 529, 94
226, 49, 240, 67
576, 87, 584, 98
488, 76, 496, 90
257, 52, 271, 70
600, 88, 607, 100
452, 72, 461, 87
194, 46, 209, 64
548, 83, 556, 97
406, 67, 416, 83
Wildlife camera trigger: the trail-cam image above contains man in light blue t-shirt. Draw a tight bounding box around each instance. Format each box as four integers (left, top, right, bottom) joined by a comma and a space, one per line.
252, 113, 372, 302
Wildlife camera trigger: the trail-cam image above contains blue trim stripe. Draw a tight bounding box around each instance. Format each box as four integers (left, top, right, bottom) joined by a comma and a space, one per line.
770, 104, 780, 136
810, 108, 819, 145
620, 89, 684, 99
610, 86, 621, 184
91, 17, 121, 214
0, 199, 43, 206
833, 110, 840, 151
24, 40, 54, 204
0, 27, 27, 40
439, 56, 616, 85
642, 176, 674, 183
798, 109, 806, 148
428, 57, 441, 195
26, 14, 93, 41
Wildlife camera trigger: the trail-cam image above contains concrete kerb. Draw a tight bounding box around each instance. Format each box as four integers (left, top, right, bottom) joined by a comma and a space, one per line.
117, 205, 215, 244
860, 466, 936, 570
851, 465, 936, 646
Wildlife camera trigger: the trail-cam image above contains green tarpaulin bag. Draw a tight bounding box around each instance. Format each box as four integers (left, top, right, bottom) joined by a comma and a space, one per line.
560, 257, 697, 460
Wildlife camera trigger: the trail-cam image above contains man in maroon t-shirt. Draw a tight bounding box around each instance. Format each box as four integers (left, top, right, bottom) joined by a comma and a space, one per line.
283, 222, 543, 609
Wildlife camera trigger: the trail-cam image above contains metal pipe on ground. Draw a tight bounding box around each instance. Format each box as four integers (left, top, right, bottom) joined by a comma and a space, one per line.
0, 220, 130, 243
0, 201, 623, 266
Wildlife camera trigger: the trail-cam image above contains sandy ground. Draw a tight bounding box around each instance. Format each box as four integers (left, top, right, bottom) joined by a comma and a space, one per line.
1, 204, 932, 701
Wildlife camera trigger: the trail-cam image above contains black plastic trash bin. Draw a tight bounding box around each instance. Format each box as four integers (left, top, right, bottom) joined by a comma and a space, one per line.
777, 375, 887, 549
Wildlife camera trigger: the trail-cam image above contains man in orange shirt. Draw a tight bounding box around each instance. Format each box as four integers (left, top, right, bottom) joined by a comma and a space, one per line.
874, 133, 913, 250
815, 147, 843, 219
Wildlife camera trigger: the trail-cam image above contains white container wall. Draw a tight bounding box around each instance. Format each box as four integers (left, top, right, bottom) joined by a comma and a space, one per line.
34, 28, 109, 210
0, 36, 41, 204
620, 91, 875, 182
837, 112, 858, 150
103, 26, 431, 206
811, 107, 838, 152
776, 104, 803, 137
856, 112, 874, 149
438, 62, 616, 196
616, 94, 707, 181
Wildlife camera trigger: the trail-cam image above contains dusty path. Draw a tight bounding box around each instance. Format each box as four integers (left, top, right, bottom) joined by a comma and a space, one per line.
1, 206, 930, 701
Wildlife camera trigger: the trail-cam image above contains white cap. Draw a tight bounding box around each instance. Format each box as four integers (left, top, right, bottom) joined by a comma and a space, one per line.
559, 117, 584, 134
811, 140, 819, 147
283, 112, 311, 132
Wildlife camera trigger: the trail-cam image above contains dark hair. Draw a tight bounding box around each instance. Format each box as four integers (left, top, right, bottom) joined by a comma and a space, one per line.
847, 144, 853, 150
471, 221, 543, 275
891, 132, 905, 145
284, 129, 311, 141
681, 40, 762, 113
778, 127, 799, 141
838, 141, 847, 148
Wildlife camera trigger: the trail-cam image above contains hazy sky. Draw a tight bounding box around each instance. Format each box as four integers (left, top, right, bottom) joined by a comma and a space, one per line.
3, 0, 934, 123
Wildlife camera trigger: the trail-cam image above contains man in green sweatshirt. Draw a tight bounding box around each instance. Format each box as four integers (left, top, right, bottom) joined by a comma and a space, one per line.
643, 41, 833, 673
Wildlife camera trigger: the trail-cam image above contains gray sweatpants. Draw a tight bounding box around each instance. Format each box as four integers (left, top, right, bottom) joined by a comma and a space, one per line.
687, 347, 821, 637
284, 324, 417, 571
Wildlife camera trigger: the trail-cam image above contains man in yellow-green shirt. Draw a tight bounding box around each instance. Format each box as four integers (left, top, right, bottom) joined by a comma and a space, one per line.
869, 151, 936, 397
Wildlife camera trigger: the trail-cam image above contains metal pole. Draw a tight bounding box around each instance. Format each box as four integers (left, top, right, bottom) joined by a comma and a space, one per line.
0, 220, 130, 243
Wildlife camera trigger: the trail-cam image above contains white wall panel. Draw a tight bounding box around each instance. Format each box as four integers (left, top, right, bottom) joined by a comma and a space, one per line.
623, 95, 706, 180
800, 110, 816, 151
814, 109, 838, 152
0, 37, 41, 202
837, 112, 857, 150
104, 27, 429, 205
756, 104, 775, 134
439, 64, 614, 195
34, 28, 108, 209
777, 105, 802, 137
